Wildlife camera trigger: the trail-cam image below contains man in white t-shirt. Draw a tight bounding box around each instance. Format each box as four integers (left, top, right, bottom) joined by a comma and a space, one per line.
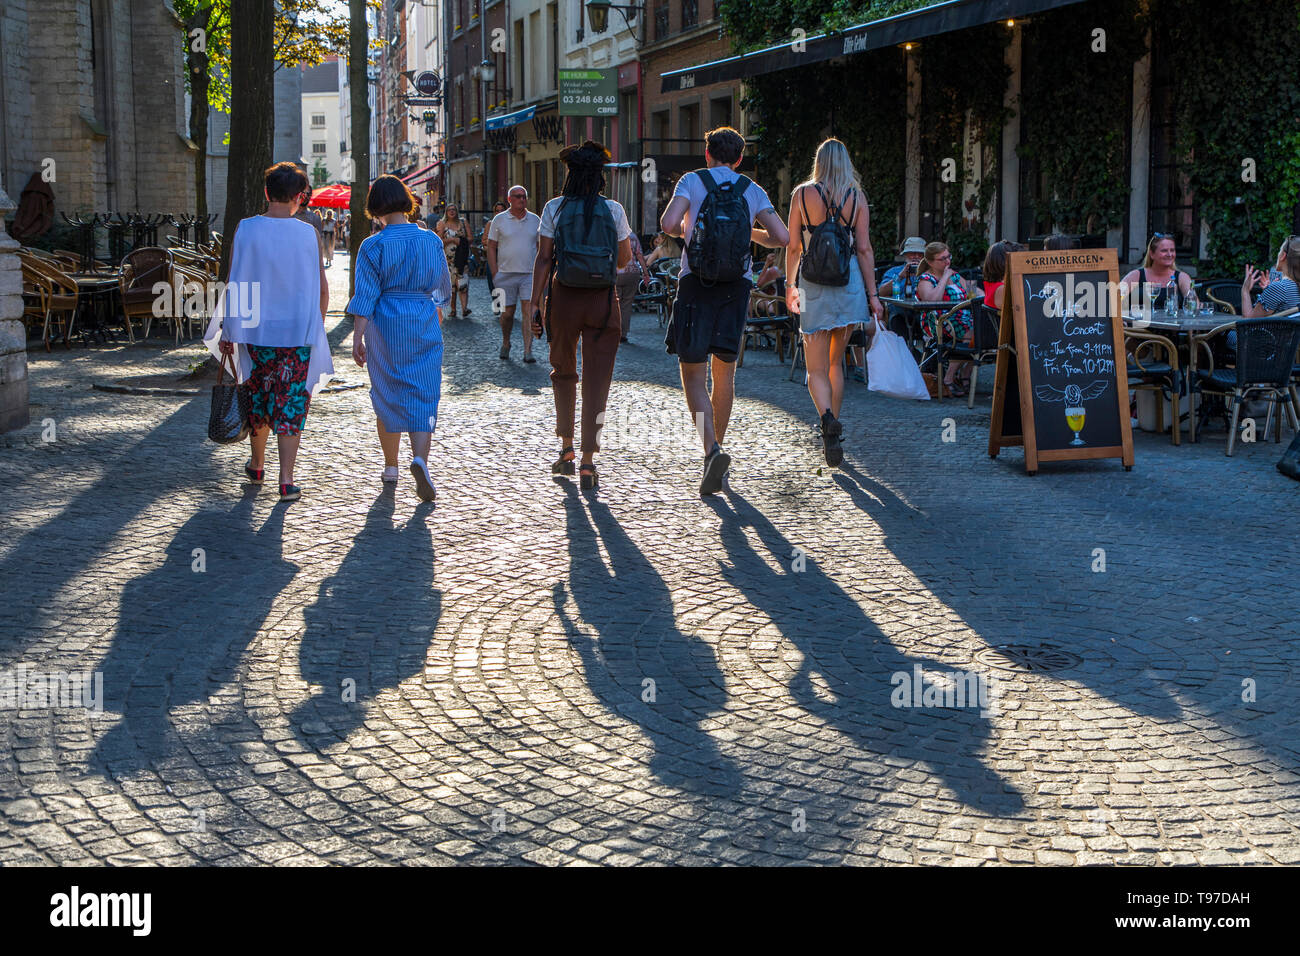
487, 185, 542, 362
660, 126, 790, 497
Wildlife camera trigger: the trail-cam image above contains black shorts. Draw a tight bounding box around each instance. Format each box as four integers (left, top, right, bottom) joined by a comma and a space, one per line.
665, 273, 752, 364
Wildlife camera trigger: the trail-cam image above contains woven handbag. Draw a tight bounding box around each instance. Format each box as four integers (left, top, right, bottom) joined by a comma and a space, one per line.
208, 352, 251, 444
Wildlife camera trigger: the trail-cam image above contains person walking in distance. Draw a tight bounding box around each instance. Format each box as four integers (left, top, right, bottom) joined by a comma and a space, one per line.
487, 186, 542, 362
347, 176, 452, 502
436, 204, 472, 317
783, 138, 883, 466
321, 212, 335, 266
660, 126, 790, 496
616, 231, 649, 343
529, 140, 634, 491
204, 162, 334, 502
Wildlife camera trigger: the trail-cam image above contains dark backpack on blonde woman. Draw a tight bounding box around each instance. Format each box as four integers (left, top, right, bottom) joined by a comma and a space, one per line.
799, 184, 856, 287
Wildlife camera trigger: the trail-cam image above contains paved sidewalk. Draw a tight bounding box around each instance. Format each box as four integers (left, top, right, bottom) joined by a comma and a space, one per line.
1, 259, 1298, 865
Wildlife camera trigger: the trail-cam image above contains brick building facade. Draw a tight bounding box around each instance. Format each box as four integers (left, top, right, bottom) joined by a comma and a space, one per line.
639, 0, 747, 223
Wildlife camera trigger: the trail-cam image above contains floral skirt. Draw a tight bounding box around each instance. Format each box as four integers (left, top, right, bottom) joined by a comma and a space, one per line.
247, 345, 312, 435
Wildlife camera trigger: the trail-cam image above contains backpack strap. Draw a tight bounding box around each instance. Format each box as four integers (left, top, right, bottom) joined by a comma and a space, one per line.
695, 168, 719, 196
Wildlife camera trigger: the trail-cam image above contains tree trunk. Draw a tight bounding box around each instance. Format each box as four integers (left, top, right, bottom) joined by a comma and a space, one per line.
348, 0, 371, 297
220, 0, 275, 282
185, 8, 212, 238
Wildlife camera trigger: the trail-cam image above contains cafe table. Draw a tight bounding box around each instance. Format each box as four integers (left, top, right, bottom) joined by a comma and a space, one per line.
70, 273, 122, 345
879, 291, 984, 373
1122, 310, 1232, 442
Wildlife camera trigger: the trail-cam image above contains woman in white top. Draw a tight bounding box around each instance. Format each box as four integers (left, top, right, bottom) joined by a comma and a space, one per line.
205, 162, 333, 502
436, 204, 472, 317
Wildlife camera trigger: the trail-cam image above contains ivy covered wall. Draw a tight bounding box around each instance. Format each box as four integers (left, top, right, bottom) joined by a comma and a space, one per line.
722, 0, 1300, 273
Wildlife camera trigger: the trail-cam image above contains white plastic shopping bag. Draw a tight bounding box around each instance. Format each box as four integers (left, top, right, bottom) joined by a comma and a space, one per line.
866, 318, 929, 401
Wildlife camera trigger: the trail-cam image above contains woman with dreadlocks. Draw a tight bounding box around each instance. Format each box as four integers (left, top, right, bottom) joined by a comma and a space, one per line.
529, 141, 633, 490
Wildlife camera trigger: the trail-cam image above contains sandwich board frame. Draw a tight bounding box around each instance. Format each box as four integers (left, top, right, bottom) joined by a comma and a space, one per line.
988, 248, 1134, 475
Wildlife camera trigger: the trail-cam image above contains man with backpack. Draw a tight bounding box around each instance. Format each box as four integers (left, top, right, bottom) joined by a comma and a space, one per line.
660, 127, 790, 497
529, 141, 633, 491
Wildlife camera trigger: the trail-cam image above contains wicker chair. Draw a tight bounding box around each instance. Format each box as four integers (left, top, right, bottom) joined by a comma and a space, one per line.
118, 247, 174, 343
1125, 329, 1181, 445
1199, 278, 1242, 315
19, 252, 78, 349
1193, 318, 1300, 455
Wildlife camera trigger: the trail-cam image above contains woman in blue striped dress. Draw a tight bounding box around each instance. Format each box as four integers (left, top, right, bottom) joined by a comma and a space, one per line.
347, 176, 452, 501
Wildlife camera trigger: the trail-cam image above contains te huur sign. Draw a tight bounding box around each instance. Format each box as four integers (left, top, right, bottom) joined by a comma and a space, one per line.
988, 248, 1134, 476
559, 69, 617, 117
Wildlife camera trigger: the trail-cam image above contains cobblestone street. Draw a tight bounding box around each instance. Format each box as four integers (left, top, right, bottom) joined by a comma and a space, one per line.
1, 260, 1298, 866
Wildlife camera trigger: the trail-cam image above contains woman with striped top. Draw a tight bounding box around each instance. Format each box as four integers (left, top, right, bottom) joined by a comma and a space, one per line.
347, 176, 453, 502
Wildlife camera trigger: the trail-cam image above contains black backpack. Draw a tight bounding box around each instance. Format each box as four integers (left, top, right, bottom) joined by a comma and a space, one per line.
799, 184, 856, 287
685, 168, 753, 283
553, 196, 618, 289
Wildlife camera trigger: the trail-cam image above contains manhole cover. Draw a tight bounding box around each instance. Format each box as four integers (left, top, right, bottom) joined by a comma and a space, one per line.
974, 643, 1082, 673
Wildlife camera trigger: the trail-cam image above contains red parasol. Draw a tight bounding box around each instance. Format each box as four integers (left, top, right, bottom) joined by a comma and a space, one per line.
309, 184, 351, 209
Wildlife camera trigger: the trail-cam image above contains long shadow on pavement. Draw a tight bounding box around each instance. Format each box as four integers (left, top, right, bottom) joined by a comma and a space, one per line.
289, 488, 440, 749
707, 489, 1025, 816
554, 482, 742, 799
831, 462, 1184, 723
90, 493, 296, 774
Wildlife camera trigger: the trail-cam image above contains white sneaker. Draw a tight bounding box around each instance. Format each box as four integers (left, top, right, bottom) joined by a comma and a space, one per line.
382, 466, 400, 483
410, 457, 436, 502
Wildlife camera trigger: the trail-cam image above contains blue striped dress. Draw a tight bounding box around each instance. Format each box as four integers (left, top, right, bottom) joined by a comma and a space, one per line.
346, 223, 453, 433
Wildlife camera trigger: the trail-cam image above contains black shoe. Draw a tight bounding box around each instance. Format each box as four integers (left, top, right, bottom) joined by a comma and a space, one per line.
1278, 453, 1300, 481
551, 446, 576, 476
700, 443, 731, 496
580, 463, 598, 490
820, 410, 844, 467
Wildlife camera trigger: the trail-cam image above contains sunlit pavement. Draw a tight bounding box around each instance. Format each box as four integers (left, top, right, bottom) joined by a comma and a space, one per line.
1, 258, 1297, 865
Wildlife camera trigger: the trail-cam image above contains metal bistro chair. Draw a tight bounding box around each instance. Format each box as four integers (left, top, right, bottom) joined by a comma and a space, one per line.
118, 247, 174, 343
1192, 316, 1300, 455
943, 303, 1003, 408
1125, 328, 1181, 445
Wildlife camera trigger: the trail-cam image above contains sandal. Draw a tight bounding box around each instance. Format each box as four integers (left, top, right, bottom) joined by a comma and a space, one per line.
523, 353, 537, 364
945, 379, 968, 398
463, 307, 472, 316
579, 463, 598, 491
244, 460, 264, 485
499, 346, 510, 360
551, 446, 576, 476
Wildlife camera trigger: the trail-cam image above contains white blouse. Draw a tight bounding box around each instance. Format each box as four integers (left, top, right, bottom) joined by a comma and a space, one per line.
203, 215, 334, 394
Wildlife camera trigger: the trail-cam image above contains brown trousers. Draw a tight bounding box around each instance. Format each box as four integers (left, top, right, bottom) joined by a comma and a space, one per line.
546, 280, 621, 458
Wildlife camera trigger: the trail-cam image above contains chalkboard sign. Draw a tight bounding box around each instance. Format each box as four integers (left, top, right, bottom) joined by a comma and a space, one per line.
988, 249, 1133, 474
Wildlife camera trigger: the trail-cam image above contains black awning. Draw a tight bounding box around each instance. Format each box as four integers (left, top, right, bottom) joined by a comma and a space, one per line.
660, 0, 1086, 92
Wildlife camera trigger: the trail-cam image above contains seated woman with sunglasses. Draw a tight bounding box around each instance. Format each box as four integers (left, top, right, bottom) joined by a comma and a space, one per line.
1120, 234, 1193, 313
1241, 236, 1300, 318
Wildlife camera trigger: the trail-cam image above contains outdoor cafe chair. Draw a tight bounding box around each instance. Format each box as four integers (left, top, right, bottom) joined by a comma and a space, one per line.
1191, 316, 1300, 455
1124, 328, 1181, 445
1199, 278, 1241, 315
930, 296, 980, 403
118, 247, 174, 343
942, 303, 1002, 408
19, 251, 78, 350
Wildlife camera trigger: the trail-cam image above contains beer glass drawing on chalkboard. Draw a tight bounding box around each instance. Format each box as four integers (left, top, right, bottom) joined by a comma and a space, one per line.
1034, 381, 1110, 446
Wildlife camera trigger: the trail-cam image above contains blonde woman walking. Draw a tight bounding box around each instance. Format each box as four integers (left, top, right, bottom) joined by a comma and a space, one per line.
436, 204, 472, 317
784, 138, 883, 466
